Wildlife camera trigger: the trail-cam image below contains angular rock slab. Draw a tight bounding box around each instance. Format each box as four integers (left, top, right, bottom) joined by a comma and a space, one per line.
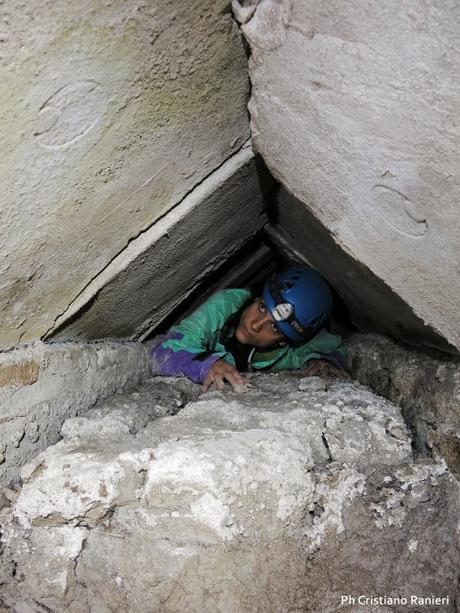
236, 0, 460, 352
0, 0, 249, 348
1, 374, 458, 611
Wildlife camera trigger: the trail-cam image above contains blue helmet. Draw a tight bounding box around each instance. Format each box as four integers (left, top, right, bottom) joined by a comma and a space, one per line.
263, 266, 333, 343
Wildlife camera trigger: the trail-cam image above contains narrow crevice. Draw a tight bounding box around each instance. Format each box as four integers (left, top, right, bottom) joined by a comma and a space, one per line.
143, 232, 277, 340
321, 431, 333, 463
399, 404, 433, 459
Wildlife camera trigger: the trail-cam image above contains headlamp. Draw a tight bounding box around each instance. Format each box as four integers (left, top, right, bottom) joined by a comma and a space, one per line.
271, 302, 294, 322
268, 275, 309, 339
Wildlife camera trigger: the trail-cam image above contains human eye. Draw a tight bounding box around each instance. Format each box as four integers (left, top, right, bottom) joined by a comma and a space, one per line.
258, 301, 266, 312
271, 322, 278, 333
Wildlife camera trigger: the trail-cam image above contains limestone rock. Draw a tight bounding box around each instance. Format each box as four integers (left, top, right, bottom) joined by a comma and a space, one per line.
1, 373, 458, 611
0, 340, 149, 488
347, 332, 460, 477
236, 0, 460, 353
0, 0, 249, 347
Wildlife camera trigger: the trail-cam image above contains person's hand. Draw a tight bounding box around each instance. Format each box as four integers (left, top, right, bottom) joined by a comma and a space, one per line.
302, 359, 350, 379
202, 359, 250, 393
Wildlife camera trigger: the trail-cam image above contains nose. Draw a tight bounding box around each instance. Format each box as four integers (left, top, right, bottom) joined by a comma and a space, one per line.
251, 312, 271, 333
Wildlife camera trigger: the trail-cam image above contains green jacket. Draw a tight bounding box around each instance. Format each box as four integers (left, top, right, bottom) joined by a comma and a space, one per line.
150, 289, 347, 384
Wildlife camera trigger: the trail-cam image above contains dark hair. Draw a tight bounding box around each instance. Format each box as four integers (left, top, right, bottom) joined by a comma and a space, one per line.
219, 291, 257, 346
217, 286, 259, 372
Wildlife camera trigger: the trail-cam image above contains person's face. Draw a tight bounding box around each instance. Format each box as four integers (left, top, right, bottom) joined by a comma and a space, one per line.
236, 298, 286, 348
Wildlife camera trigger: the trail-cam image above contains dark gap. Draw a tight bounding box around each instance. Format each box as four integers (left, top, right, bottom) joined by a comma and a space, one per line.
143, 232, 280, 341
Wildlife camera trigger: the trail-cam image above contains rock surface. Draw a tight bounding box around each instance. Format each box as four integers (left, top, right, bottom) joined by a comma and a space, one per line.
0, 340, 149, 488
236, 0, 460, 353
1, 373, 458, 611
48, 145, 271, 342
0, 0, 249, 348
347, 333, 460, 477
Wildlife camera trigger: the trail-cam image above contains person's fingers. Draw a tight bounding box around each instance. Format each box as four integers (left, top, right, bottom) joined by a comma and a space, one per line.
306, 364, 321, 376
225, 371, 248, 391
228, 377, 251, 393
223, 371, 237, 387
305, 361, 349, 378
202, 369, 216, 391
218, 363, 245, 382
202, 363, 251, 393
324, 365, 351, 379
227, 369, 247, 386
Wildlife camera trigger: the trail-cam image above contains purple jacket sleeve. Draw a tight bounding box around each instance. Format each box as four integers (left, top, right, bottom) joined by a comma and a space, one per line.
149, 332, 224, 384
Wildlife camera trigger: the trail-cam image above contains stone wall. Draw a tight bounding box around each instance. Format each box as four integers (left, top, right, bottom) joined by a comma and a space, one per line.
347, 333, 460, 478
48, 145, 271, 341
267, 187, 456, 353
0, 341, 149, 487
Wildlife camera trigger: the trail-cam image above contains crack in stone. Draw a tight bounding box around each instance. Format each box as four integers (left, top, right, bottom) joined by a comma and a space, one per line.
321, 430, 333, 463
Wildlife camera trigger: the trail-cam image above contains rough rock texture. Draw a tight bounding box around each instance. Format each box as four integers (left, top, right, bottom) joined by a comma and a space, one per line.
0, 341, 149, 488
347, 333, 460, 478
236, 0, 460, 353
1, 373, 458, 611
266, 188, 457, 354
0, 0, 249, 348
48, 145, 271, 341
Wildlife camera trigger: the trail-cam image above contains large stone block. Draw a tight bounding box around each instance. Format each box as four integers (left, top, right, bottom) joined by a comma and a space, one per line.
267, 187, 456, 354
1, 373, 458, 611
0, 0, 249, 348
235, 0, 460, 352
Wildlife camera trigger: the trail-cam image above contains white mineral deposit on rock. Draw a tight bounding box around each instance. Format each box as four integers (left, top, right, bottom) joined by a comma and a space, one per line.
1, 373, 458, 611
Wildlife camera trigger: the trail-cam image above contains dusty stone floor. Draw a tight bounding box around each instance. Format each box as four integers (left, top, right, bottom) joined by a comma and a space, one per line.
0, 370, 459, 612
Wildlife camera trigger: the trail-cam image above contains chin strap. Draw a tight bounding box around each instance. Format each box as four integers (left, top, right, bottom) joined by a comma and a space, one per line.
247, 347, 256, 371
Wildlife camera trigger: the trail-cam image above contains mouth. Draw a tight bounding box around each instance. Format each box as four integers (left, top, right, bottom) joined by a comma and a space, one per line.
237, 325, 252, 343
